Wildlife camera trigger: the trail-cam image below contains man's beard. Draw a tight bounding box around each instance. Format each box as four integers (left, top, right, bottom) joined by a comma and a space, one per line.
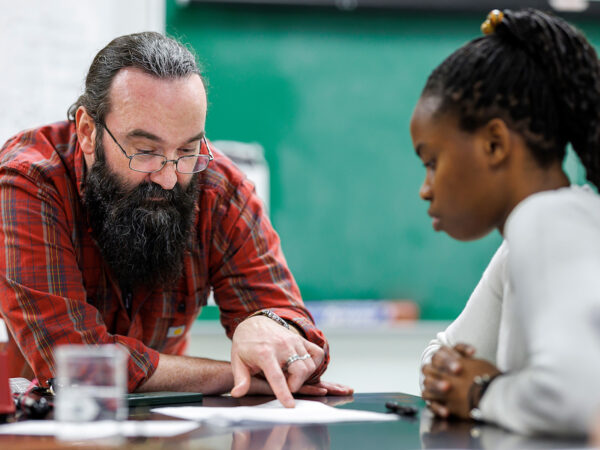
84, 140, 199, 291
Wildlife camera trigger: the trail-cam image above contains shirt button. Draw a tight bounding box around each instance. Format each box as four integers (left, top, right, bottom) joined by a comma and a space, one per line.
177, 302, 186, 313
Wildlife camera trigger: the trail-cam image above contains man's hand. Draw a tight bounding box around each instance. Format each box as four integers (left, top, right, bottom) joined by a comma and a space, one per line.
230, 315, 325, 407
297, 380, 354, 397
421, 343, 500, 420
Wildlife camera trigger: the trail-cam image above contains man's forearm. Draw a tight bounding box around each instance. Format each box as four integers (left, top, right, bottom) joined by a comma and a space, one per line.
136, 353, 234, 394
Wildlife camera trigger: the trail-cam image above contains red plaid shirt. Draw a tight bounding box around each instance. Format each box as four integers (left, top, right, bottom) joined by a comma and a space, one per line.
0, 121, 328, 392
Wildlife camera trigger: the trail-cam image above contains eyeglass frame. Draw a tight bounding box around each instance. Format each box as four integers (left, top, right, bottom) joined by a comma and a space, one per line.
100, 123, 214, 174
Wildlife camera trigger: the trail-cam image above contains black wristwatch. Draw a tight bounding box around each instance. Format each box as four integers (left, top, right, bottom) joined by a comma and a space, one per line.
468, 373, 501, 421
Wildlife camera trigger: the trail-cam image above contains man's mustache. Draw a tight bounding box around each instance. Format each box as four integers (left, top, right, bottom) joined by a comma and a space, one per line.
124, 182, 182, 204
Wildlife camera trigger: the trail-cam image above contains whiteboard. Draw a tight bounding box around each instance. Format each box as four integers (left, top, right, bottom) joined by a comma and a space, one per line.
0, 0, 165, 145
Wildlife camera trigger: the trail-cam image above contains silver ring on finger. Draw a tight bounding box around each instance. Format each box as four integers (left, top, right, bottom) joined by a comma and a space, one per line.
283, 353, 311, 371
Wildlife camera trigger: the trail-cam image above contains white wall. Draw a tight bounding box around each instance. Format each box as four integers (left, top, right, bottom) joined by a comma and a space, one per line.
0, 0, 165, 145
190, 321, 444, 395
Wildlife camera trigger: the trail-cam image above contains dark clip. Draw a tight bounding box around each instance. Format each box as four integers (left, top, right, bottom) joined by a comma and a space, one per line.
385, 401, 418, 417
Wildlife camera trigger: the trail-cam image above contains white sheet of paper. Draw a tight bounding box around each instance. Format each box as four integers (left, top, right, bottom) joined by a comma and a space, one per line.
0, 420, 198, 438
153, 399, 398, 424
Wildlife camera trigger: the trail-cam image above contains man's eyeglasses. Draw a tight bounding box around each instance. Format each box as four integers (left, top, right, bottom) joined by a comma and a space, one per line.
101, 124, 214, 174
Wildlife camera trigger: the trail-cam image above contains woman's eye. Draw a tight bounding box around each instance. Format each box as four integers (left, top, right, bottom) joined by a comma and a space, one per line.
137, 149, 155, 155
424, 160, 436, 169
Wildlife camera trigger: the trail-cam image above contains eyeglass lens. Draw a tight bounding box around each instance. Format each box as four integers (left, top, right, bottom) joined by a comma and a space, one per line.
130, 154, 210, 173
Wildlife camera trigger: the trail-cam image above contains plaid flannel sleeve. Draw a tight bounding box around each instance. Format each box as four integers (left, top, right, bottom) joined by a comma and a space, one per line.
208, 173, 330, 381
0, 162, 159, 392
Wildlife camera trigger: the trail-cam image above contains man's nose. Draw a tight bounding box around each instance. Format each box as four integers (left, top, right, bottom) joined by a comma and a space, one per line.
149, 161, 178, 190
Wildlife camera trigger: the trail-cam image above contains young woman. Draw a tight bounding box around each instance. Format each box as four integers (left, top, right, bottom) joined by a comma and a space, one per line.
415, 9, 600, 436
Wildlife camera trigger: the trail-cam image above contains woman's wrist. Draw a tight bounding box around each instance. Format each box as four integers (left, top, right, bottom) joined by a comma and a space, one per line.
468, 372, 502, 421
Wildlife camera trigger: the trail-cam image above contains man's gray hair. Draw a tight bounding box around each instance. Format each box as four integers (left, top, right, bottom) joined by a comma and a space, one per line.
68, 31, 202, 124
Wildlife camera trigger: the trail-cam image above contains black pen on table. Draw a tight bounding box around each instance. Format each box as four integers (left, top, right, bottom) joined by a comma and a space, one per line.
385, 401, 418, 416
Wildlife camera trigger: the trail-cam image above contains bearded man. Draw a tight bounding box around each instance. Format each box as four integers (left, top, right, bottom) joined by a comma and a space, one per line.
0, 32, 350, 406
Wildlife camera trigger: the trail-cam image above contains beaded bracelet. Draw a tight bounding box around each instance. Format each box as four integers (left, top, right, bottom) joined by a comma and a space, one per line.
248, 309, 290, 330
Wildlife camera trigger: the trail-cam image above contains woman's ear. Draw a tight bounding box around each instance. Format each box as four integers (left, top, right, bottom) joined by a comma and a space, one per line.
75, 106, 97, 157
481, 118, 512, 168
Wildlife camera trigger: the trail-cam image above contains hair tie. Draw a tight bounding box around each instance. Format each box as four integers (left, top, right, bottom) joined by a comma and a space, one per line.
481, 9, 505, 35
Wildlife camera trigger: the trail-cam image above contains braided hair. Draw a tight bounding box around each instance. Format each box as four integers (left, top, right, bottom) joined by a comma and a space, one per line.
422, 8, 600, 188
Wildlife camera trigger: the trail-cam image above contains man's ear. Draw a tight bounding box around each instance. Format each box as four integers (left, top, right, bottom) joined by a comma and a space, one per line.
480, 118, 511, 168
75, 106, 97, 157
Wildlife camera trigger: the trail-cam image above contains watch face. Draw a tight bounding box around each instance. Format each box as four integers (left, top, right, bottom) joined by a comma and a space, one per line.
470, 408, 484, 421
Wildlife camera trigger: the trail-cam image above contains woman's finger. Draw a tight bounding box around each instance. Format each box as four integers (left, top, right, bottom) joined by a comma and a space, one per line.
429, 401, 450, 418
454, 343, 476, 357
431, 347, 463, 374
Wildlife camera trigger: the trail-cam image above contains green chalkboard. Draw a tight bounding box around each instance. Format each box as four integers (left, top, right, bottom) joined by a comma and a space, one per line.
167, 1, 596, 319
